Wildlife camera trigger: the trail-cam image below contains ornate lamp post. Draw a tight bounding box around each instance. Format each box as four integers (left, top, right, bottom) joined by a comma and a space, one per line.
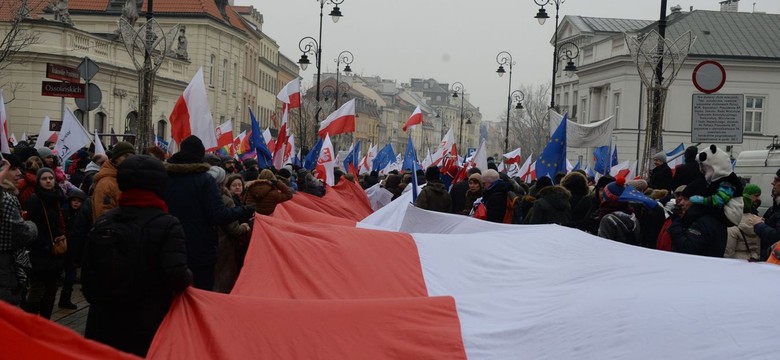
496, 51, 515, 153
558, 41, 580, 73
297, 0, 345, 147
450, 82, 467, 151
321, 82, 351, 102
534, 0, 566, 110
334, 50, 353, 108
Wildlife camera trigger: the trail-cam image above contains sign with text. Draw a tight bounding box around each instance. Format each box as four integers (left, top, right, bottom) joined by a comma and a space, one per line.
41, 81, 86, 98
46, 63, 80, 83
691, 94, 743, 143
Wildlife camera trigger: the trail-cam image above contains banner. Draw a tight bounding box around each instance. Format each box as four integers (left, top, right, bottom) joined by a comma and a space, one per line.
550, 110, 615, 148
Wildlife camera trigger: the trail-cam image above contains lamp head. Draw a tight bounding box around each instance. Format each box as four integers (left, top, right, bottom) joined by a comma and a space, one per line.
343, 64, 352, 74
535, 7, 549, 25
466, 119, 472, 125
496, 65, 506, 77
515, 102, 524, 110
564, 60, 578, 72
297, 54, 311, 71
329, 5, 343, 23
452, 91, 458, 98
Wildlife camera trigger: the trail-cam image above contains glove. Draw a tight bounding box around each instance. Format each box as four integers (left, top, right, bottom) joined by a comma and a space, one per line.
689, 195, 704, 204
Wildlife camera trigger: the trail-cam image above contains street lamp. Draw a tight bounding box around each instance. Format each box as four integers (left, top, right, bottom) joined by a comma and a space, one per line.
534, 0, 565, 110
496, 51, 515, 153
321, 82, 351, 102
297, 0, 346, 147
334, 50, 353, 108
451, 82, 467, 152
434, 106, 448, 139
558, 41, 580, 73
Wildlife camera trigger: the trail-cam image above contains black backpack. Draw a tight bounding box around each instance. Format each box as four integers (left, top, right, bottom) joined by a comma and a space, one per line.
81, 208, 166, 306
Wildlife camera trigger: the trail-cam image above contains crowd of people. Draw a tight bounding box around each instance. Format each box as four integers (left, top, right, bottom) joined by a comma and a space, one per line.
2, 136, 780, 356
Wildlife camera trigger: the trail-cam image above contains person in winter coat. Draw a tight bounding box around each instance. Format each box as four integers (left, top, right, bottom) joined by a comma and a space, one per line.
79, 153, 107, 194
560, 172, 589, 219
667, 178, 728, 257
597, 177, 641, 245
725, 185, 762, 260
415, 166, 452, 213
16, 156, 43, 205
461, 173, 483, 215
82, 155, 191, 357
648, 151, 674, 192
165, 136, 255, 290
750, 169, 780, 259
0, 154, 36, 306
523, 185, 572, 225
57, 189, 87, 310
91, 141, 136, 220
672, 146, 704, 189
226, 174, 245, 206
481, 169, 513, 223
21, 168, 66, 319
383, 173, 403, 200
241, 159, 260, 182
450, 168, 482, 214
207, 167, 251, 293
244, 169, 294, 215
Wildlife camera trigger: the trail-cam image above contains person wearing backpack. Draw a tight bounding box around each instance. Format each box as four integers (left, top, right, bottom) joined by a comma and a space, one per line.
522, 185, 572, 225
82, 155, 191, 357
415, 166, 452, 213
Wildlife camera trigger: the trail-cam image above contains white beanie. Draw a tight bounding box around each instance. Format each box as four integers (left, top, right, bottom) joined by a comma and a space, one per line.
207, 166, 226, 185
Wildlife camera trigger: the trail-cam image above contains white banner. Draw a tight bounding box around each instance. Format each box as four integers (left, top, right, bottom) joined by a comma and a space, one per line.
550, 110, 615, 148
54, 108, 91, 160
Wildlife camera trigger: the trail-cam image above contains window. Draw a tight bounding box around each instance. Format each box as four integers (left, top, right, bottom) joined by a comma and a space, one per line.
613, 92, 621, 124
745, 96, 764, 133
94, 112, 106, 134
74, 110, 86, 128
125, 111, 138, 134
580, 98, 587, 122
208, 55, 215, 86
157, 120, 167, 139
233, 63, 238, 94
221, 59, 228, 90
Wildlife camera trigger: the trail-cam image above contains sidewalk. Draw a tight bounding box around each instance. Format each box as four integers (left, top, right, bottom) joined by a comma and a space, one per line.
52, 283, 89, 335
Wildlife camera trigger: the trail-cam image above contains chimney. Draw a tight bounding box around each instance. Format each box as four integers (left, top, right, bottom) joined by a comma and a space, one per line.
719, 0, 739, 12
670, 5, 682, 13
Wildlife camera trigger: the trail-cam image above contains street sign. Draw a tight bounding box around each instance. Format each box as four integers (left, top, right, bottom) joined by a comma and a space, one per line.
75, 83, 103, 112
46, 64, 80, 83
692, 60, 726, 94
78, 57, 100, 82
41, 81, 86, 98
691, 94, 743, 143
49, 120, 63, 132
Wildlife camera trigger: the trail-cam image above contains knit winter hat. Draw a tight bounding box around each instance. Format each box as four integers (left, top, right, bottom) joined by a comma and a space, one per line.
684, 146, 698, 162
482, 169, 500, 184
682, 178, 709, 198
207, 166, 227, 185
180, 135, 206, 161
743, 183, 761, 196
595, 175, 615, 191
653, 151, 667, 163
425, 166, 441, 182
37, 147, 54, 159
468, 173, 482, 183
117, 155, 168, 197
1, 153, 22, 169
36, 167, 55, 183
626, 179, 648, 193
258, 169, 276, 181
603, 176, 626, 202
67, 188, 87, 201
110, 141, 136, 161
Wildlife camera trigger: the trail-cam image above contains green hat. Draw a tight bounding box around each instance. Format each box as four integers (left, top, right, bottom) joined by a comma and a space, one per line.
743, 183, 761, 196
110, 141, 136, 161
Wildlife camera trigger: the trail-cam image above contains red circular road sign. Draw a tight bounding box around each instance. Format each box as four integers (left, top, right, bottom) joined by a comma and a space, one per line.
692, 60, 726, 94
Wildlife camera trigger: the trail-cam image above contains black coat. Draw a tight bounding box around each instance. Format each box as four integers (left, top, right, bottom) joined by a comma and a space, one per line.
84, 206, 190, 357
165, 162, 247, 267
523, 185, 572, 225
482, 180, 512, 223
415, 181, 452, 213
755, 197, 780, 259
667, 205, 727, 257
449, 179, 469, 214
672, 162, 704, 189
648, 163, 674, 191
23, 189, 65, 275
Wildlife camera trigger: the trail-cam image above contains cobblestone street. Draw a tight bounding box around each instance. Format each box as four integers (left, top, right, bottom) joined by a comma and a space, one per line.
52, 284, 88, 336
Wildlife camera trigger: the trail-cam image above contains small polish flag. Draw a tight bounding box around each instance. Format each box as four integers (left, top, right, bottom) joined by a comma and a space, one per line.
169, 67, 218, 150
315, 134, 336, 186
277, 79, 301, 109
402, 106, 423, 132
214, 120, 233, 150
503, 147, 522, 164
319, 99, 356, 138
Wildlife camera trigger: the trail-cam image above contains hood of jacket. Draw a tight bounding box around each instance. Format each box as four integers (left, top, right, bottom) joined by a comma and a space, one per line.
165, 162, 211, 175
423, 181, 448, 194
537, 185, 572, 210
1, 178, 19, 195
85, 161, 102, 173
93, 160, 117, 183
246, 179, 274, 199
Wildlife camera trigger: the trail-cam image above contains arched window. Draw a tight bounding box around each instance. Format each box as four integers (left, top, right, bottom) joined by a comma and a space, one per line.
125, 111, 138, 134
94, 112, 106, 134
157, 119, 167, 139
73, 109, 86, 128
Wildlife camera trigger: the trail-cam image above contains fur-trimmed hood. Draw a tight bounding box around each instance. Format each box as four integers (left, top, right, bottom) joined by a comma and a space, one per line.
1, 178, 19, 195
165, 162, 211, 175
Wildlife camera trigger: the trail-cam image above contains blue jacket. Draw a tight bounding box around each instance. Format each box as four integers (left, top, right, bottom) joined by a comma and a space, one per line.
165, 162, 247, 267
667, 205, 727, 257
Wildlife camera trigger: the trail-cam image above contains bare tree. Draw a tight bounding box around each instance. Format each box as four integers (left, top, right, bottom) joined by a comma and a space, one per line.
0, 0, 41, 102
498, 82, 551, 161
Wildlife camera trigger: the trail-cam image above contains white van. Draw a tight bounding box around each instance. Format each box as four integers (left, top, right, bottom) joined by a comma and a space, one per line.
734, 149, 780, 213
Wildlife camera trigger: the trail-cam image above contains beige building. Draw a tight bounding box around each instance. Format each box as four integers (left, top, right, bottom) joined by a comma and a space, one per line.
0, 0, 297, 146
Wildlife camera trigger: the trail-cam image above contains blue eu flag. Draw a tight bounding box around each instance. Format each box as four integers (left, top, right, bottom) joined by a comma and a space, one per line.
373, 143, 395, 172
343, 141, 361, 171
536, 113, 567, 180
402, 134, 419, 172
619, 185, 658, 209
304, 138, 323, 171
249, 107, 273, 168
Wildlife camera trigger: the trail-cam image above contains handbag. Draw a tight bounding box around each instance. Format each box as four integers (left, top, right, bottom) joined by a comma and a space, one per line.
40, 199, 67, 256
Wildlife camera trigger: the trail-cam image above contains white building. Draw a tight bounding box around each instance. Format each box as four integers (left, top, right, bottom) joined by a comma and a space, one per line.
554, 2, 780, 165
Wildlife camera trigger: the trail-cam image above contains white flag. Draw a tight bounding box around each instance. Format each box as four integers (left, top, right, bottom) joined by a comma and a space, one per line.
0, 90, 8, 152
550, 110, 615, 148
34, 117, 54, 149
316, 134, 336, 186
94, 128, 106, 155
54, 108, 91, 160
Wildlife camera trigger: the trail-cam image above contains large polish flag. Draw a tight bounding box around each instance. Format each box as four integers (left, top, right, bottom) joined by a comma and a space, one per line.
214, 120, 233, 149
169, 68, 218, 150
319, 99, 355, 138
272, 107, 289, 169
147, 207, 780, 359
277, 78, 301, 109
402, 105, 423, 131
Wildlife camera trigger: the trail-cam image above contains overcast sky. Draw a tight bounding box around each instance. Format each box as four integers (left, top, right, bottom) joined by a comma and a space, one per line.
244, 0, 780, 122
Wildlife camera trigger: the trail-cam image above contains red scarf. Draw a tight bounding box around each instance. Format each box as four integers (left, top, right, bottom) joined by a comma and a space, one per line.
118, 188, 168, 212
